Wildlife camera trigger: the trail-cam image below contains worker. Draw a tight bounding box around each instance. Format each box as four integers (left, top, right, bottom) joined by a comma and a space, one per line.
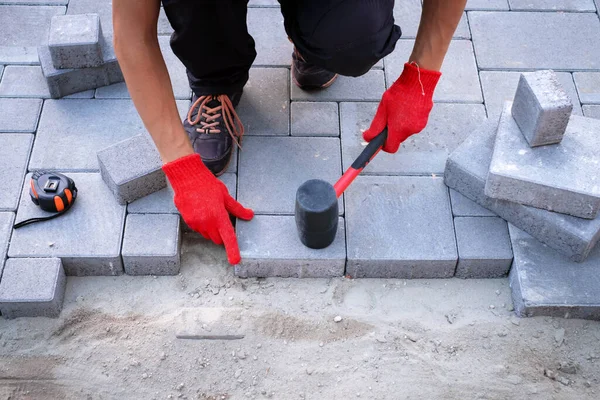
112, 0, 467, 265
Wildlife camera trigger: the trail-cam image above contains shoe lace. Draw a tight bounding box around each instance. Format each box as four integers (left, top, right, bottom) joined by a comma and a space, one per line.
187, 95, 244, 149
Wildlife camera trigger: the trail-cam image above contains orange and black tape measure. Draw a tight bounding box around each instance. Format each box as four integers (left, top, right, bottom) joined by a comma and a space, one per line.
13, 172, 78, 229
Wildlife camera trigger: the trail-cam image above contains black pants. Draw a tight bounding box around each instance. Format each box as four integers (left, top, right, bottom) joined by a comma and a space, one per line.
161, 0, 402, 96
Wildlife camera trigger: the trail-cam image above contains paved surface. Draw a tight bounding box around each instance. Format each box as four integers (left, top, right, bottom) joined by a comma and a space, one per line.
1, 1, 600, 318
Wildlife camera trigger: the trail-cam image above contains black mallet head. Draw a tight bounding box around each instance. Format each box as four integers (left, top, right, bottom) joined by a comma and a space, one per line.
295, 179, 339, 249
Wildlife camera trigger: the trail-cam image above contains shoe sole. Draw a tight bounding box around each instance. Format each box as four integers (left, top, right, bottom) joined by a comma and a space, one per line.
292, 73, 338, 90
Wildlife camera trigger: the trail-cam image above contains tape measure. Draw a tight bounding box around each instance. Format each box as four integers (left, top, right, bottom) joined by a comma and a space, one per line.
13, 172, 78, 229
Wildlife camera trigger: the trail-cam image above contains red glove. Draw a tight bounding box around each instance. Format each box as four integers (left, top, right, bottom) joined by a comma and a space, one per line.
363, 62, 441, 153
162, 154, 254, 265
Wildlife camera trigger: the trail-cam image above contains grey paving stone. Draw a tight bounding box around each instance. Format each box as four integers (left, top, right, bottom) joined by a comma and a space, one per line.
0, 258, 66, 319
67, 0, 113, 37
385, 40, 482, 103
444, 119, 600, 262
465, 0, 509, 10
128, 173, 237, 215
0, 134, 33, 211
486, 102, 600, 219
511, 71, 573, 147
508, 0, 596, 11
340, 102, 486, 175
122, 214, 181, 276
291, 102, 339, 137
480, 71, 582, 119
9, 173, 126, 276
454, 217, 513, 278
248, 0, 279, 5
0, 5, 65, 64
158, 8, 174, 35
235, 215, 346, 278
0, 212, 14, 276
573, 72, 600, 104
158, 36, 191, 100
450, 189, 496, 217
291, 70, 385, 102
29, 99, 189, 171
49, 14, 103, 69
346, 176, 457, 278
238, 137, 343, 215
583, 105, 600, 119
236, 68, 289, 135
0, 65, 3, 80
0, 98, 42, 133
247, 8, 292, 67
393, 1, 469, 39
0, 66, 51, 98
98, 134, 166, 205
64, 90, 95, 99
470, 12, 600, 70
0, 1, 68, 3
38, 45, 107, 98
509, 224, 600, 320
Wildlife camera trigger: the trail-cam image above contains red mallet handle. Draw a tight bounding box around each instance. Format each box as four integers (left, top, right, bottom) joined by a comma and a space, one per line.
333, 128, 388, 198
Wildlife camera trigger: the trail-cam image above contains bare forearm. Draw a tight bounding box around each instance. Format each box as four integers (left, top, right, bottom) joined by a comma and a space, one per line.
410, 0, 467, 71
113, 0, 193, 163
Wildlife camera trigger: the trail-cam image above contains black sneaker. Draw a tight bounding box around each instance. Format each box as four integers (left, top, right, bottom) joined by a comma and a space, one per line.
292, 48, 338, 90
184, 93, 244, 176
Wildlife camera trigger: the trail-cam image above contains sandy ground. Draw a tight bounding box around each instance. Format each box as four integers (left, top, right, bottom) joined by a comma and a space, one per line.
1, 231, 599, 400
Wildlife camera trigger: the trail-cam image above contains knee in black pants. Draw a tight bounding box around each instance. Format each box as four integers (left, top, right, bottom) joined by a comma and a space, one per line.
285, 0, 402, 77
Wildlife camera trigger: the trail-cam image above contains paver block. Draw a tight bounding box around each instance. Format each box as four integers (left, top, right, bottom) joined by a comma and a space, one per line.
0, 134, 33, 212
128, 173, 237, 215
486, 102, 600, 219
0, 66, 52, 98
236, 68, 289, 135
340, 102, 486, 175
450, 189, 496, 217
508, 0, 596, 11
444, 119, 600, 262
247, 8, 292, 67
29, 99, 189, 171
583, 105, 600, 119
0, 5, 66, 65
509, 224, 600, 320
9, 173, 126, 276
67, 0, 113, 35
0, 212, 14, 276
0, 258, 66, 319
238, 137, 343, 215
291, 102, 339, 137
291, 70, 385, 102
480, 71, 582, 119
235, 215, 346, 278
384, 40, 482, 103
511, 71, 573, 147
465, 0, 509, 10
122, 214, 181, 275
470, 12, 600, 70
454, 217, 513, 279
98, 134, 166, 205
49, 14, 103, 69
0, 98, 42, 133
346, 176, 457, 278
573, 72, 600, 104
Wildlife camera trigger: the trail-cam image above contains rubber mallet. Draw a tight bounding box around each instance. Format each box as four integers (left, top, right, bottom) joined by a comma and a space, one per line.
295, 129, 388, 249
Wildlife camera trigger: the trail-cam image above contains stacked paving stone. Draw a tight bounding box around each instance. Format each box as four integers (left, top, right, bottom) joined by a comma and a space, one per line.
39, 13, 124, 98
445, 70, 600, 319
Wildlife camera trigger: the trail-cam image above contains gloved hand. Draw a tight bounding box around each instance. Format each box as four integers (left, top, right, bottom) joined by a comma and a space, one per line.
162, 154, 253, 265
363, 62, 441, 153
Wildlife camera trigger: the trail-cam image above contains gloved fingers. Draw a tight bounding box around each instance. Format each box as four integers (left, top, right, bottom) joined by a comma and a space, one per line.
208, 229, 224, 246
362, 102, 388, 142
224, 195, 254, 221
219, 222, 242, 265
382, 127, 402, 153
